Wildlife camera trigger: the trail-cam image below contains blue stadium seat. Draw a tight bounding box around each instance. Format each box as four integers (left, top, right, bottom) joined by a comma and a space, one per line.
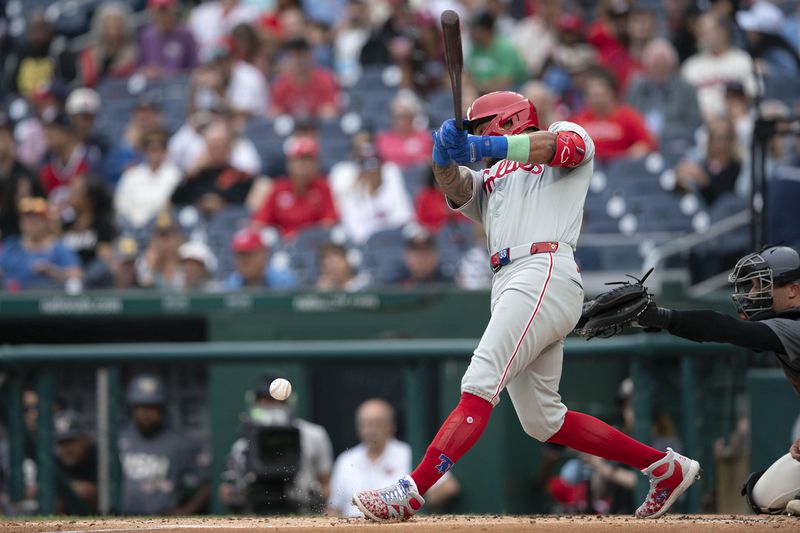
361, 228, 406, 285
766, 177, 800, 244
763, 75, 800, 106
207, 207, 251, 280
287, 225, 334, 287
401, 164, 429, 198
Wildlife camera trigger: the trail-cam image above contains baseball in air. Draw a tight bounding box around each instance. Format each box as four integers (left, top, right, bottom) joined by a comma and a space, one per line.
269, 378, 292, 400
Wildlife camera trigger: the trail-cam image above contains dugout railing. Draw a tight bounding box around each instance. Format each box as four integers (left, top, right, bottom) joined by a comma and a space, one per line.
0, 336, 748, 516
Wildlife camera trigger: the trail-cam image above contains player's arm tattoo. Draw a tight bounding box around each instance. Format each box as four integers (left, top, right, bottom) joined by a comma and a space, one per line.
432, 162, 473, 207
526, 132, 557, 165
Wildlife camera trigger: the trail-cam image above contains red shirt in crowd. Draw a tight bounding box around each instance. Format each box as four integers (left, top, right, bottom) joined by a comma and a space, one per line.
253, 177, 338, 238
270, 68, 340, 118
40, 147, 91, 195
586, 22, 642, 90
569, 105, 656, 161
375, 130, 433, 168
415, 187, 464, 232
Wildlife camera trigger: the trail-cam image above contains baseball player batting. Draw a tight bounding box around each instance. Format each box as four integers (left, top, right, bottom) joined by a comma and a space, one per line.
352, 91, 700, 521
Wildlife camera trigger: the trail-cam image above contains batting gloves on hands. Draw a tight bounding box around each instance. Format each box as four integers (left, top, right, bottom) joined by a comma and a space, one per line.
432, 119, 510, 164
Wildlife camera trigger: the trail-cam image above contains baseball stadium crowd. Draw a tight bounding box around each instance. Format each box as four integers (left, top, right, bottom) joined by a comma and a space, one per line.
0, 0, 797, 293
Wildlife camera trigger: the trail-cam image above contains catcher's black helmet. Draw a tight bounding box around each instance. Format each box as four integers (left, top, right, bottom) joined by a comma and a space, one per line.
729, 246, 800, 319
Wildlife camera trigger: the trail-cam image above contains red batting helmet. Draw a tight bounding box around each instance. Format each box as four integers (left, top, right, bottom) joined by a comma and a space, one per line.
466, 91, 539, 136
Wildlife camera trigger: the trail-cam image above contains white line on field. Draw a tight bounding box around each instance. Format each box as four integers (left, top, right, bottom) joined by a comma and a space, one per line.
37, 525, 269, 533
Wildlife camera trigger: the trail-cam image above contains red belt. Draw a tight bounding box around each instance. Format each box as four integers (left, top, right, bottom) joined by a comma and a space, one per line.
490, 241, 559, 273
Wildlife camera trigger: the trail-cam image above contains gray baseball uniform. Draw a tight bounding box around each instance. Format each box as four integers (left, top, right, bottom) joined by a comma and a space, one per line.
449, 121, 594, 441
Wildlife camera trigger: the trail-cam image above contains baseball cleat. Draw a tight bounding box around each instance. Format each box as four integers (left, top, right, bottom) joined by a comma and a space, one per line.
787, 498, 800, 516
352, 475, 425, 522
636, 447, 701, 519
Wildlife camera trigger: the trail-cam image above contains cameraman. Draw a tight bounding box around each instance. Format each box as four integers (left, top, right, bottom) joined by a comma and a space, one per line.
218, 375, 333, 514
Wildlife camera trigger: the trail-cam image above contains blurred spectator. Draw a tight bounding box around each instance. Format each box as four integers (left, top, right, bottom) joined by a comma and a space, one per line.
225, 227, 297, 290
332, 0, 371, 83
60, 175, 116, 268
301, 0, 347, 27
0, 197, 82, 292
190, 39, 268, 122
136, 211, 184, 289
116, 127, 182, 229
78, 2, 137, 87
625, 7, 656, 66
569, 68, 656, 161
511, 0, 562, 78
104, 95, 165, 185
626, 38, 702, 137
269, 38, 340, 120
14, 83, 68, 169
724, 82, 754, 158
403, 11, 446, 96
316, 242, 370, 292
119, 374, 210, 515
586, 0, 640, 90
414, 168, 464, 233
137, 0, 198, 77
230, 22, 263, 66
456, 224, 491, 291
171, 120, 254, 216
53, 410, 98, 515
520, 81, 560, 129
736, 1, 800, 76
466, 10, 527, 94
359, 0, 415, 66
330, 144, 413, 245
89, 236, 142, 289
179, 240, 218, 291
541, 14, 598, 98
252, 137, 337, 238
681, 13, 756, 119
375, 92, 433, 169
168, 110, 261, 176
397, 231, 452, 286
675, 117, 741, 205
188, 1, 259, 63
665, 0, 700, 63
219, 374, 333, 514
4, 12, 75, 98
65, 88, 110, 165
40, 113, 92, 197
0, 120, 44, 239
327, 398, 460, 517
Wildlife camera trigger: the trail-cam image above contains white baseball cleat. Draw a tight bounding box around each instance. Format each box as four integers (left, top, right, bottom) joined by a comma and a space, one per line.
636, 447, 701, 519
352, 475, 425, 522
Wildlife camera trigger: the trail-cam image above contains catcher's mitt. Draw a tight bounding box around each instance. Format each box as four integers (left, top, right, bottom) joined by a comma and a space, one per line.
574, 268, 654, 339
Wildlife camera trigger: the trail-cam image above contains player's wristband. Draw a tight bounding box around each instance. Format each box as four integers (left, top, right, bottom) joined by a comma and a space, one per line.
504, 134, 530, 163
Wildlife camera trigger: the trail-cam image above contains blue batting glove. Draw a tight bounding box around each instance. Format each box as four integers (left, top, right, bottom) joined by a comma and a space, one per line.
447, 134, 509, 164
432, 119, 467, 166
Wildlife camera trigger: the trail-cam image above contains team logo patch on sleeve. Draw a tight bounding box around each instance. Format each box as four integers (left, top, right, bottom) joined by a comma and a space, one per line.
436, 454, 454, 474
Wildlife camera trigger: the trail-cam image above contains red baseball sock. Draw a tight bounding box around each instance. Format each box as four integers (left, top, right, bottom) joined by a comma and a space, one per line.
410, 392, 492, 495
547, 410, 665, 470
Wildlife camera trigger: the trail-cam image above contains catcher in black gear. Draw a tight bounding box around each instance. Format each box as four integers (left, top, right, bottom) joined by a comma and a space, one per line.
578, 245, 800, 516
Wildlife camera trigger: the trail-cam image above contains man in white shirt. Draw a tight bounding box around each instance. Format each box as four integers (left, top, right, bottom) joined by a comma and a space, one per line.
115, 127, 181, 229
327, 399, 460, 517
681, 13, 757, 119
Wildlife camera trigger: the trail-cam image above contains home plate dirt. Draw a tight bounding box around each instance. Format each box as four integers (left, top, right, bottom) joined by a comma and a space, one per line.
2, 515, 796, 533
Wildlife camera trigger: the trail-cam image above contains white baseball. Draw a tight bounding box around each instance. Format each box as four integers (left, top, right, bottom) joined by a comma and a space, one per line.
269, 378, 292, 401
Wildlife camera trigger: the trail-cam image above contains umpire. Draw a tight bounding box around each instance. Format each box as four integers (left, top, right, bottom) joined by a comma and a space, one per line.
118, 374, 211, 515
636, 245, 800, 515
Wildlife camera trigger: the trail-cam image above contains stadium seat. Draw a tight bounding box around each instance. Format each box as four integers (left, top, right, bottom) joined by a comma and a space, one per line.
287, 225, 334, 287
361, 228, 406, 285
766, 177, 800, 244
763, 75, 800, 106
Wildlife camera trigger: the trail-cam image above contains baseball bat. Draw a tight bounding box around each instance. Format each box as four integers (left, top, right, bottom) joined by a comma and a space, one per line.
440, 10, 464, 131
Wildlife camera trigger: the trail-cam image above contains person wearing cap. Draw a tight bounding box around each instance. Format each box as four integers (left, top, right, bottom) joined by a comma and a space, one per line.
4, 11, 76, 99
397, 230, 452, 287
626, 38, 701, 137
0, 118, 44, 238
136, 211, 185, 289
179, 240, 218, 291
681, 12, 757, 119
39, 112, 93, 196
53, 410, 99, 515
329, 142, 413, 245
252, 136, 338, 239
87, 236, 142, 289
116, 127, 182, 229
219, 374, 333, 514
268, 37, 340, 120
119, 373, 211, 515
224, 227, 297, 290
374, 91, 434, 169
65, 87, 110, 162
79, 2, 138, 87
316, 242, 370, 292
466, 10, 527, 94
737, 1, 800, 75
137, 0, 198, 76
0, 197, 82, 292
171, 120, 253, 215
